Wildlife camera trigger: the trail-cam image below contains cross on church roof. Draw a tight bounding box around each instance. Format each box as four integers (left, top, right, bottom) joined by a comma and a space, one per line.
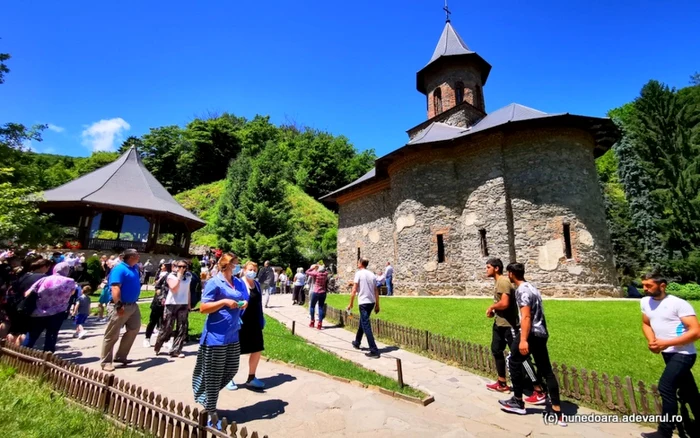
443, 0, 451, 23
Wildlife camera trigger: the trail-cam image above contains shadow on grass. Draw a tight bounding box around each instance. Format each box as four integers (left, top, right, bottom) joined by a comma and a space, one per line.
218, 399, 289, 423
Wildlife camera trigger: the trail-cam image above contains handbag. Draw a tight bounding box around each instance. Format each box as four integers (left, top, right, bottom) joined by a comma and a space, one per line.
16, 277, 45, 316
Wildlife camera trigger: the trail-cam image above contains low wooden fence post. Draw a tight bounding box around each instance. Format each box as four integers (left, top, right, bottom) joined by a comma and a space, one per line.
101, 374, 115, 413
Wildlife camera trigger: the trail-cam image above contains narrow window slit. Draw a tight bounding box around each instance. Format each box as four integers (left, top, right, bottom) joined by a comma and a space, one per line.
437, 234, 445, 263
479, 229, 489, 257
563, 223, 573, 259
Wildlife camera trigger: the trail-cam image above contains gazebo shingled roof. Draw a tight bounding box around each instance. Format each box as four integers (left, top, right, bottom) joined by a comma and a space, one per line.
41, 147, 205, 228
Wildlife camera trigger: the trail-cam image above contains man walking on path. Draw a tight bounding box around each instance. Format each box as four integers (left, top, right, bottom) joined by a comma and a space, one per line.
640, 274, 700, 438
347, 258, 380, 358
101, 249, 142, 372
306, 264, 328, 329
384, 262, 394, 296
485, 258, 545, 404
499, 263, 565, 427
257, 261, 275, 308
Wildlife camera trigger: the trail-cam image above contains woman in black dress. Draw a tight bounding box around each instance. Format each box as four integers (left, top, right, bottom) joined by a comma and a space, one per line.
226, 261, 266, 390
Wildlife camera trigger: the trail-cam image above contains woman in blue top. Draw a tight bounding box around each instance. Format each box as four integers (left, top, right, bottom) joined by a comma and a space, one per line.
191, 253, 248, 417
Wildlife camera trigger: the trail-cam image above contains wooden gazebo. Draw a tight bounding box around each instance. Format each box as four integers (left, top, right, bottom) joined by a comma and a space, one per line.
38, 147, 206, 256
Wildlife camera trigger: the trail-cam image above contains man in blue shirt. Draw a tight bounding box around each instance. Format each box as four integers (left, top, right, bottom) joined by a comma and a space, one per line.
100, 248, 143, 372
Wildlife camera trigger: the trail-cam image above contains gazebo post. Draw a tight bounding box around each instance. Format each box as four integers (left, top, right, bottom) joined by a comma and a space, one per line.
183, 230, 192, 257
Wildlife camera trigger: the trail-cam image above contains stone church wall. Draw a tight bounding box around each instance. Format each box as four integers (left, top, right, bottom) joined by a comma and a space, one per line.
336, 190, 394, 288
502, 128, 618, 296
336, 128, 619, 297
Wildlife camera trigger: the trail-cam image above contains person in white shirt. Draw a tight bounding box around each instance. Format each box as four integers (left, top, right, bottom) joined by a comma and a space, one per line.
292, 268, 306, 305
347, 258, 380, 358
384, 262, 394, 296
153, 260, 192, 358
640, 273, 700, 438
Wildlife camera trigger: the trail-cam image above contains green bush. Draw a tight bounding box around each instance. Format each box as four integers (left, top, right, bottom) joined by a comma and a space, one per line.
191, 257, 201, 273
85, 256, 104, 290
667, 282, 700, 301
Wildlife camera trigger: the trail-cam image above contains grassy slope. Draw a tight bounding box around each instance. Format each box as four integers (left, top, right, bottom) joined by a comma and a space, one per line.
0, 365, 145, 438
138, 304, 421, 397
324, 295, 700, 386
173, 180, 226, 248
174, 180, 338, 254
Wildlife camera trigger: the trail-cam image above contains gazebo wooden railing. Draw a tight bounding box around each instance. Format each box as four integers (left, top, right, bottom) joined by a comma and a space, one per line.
87, 238, 147, 253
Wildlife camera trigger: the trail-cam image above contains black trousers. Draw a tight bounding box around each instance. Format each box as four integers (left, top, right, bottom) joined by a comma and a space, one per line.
491, 323, 539, 385
145, 305, 164, 339
293, 285, 305, 304
509, 332, 560, 406
658, 352, 700, 437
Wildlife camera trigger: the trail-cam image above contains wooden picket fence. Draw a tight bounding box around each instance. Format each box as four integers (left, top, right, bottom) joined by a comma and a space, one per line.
0, 341, 268, 438
324, 305, 664, 418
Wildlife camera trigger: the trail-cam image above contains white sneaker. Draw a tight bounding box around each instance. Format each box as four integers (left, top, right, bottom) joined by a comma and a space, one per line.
78, 330, 86, 339
143, 339, 151, 348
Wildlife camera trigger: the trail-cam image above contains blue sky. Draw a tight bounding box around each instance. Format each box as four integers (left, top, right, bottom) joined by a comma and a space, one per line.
2, 0, 699, 158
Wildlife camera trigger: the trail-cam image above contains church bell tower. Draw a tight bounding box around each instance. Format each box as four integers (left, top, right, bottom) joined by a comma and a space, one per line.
416, 8, 492, 120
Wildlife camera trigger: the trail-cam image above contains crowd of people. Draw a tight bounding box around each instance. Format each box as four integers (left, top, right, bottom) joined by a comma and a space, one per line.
1, 246, 698, 437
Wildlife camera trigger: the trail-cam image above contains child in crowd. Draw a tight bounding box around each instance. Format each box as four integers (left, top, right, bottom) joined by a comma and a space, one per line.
72, 285, 92, 339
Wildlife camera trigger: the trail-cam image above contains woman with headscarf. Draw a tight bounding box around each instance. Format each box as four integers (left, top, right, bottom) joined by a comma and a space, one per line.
22, 262, 77, 352
192, 253, 247, 424
226, 261, 266, 390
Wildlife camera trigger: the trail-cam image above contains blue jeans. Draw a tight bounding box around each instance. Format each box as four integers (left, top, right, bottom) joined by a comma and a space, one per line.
355, 303, 378, 354
658, 352, 700, 437
386, 277, 393, 296
23, 313, 65, 352
309, 292, 326, 322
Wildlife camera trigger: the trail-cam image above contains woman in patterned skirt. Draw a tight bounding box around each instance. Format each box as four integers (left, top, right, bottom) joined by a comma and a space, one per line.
192, 253, 247, 423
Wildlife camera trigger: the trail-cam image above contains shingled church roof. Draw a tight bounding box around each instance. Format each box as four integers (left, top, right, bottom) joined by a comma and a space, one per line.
417, 21, 492, 93
40, 147, 205, 228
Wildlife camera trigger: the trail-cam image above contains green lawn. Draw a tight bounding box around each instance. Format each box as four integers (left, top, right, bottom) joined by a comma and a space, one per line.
323, 294, 700, 386
138, 304, 423, 397
0, 365, 145, 438
89, 289, 155, 303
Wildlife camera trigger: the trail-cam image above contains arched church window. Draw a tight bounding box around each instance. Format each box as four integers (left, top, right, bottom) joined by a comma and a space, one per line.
434, 87, 443, 115
455, 82, 464, 104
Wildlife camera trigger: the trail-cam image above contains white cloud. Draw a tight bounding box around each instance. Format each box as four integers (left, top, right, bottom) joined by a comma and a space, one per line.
47, 123, 65, 133
81, 118, 131, 152
22, 139, 35, 152
42, 146, 56, 154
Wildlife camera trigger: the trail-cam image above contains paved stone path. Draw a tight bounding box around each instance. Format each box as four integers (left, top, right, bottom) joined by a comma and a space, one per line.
47, 296, 654, 438
264, 294, 653, 438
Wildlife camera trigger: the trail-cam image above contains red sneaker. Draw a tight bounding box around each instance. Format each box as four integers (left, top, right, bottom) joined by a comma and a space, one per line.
486, 381, 511, 393
309, 320, 315, 327
316, 322, 322, 330
524, 390, 547, 405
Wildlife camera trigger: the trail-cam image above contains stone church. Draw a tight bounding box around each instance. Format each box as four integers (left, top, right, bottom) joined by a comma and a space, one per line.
321, 19, 620, 297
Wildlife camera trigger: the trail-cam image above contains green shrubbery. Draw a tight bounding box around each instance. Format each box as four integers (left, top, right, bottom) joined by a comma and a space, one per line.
667, 282, 700, 301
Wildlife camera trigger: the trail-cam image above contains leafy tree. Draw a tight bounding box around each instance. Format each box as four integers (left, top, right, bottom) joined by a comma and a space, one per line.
0, 48, 9, 84
118, 136, 144, 154
184, 115, 243, 187
140, 126, 191, 193
0, 168, 43, 243
75, 151, 119, 176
